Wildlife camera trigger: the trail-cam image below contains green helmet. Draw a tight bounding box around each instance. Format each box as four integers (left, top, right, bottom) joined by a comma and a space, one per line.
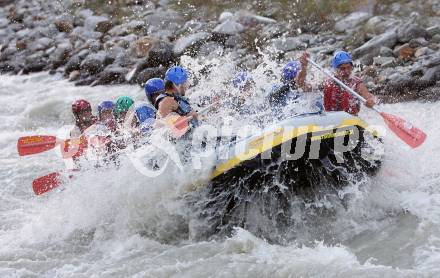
114, 96, 134, 117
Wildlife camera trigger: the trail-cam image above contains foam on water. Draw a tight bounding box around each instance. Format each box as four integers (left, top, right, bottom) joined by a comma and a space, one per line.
1, 58, 440, 277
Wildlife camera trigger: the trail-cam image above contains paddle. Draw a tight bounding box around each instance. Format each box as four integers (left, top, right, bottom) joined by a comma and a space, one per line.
32, 172, 62, 195
32, 170, 78, 195
17, 135, 58, 156
167, 100, 221, 138
18, 134, 110, 158
307, 59, 427, 148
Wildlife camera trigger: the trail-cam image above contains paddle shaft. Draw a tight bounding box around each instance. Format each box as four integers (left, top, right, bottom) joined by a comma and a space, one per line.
172, 98, 222, 128
307, 59, 381, 114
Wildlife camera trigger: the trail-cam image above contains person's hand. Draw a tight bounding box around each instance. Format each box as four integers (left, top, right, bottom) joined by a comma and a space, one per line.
188, 110, 198, 120
365, 96, 376, 108
299, 52, 310, 67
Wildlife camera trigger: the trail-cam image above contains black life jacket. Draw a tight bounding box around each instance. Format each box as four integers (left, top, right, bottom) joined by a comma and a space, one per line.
154, 93, 192, 116
269, 83, 300, 109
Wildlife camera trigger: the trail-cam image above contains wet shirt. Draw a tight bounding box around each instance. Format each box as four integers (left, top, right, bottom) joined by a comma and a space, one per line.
321, 76, 362, 115
155, 93, 194, 116
70, 116, 98, 137
155, 93, 199, 128
267, 83, 301, 118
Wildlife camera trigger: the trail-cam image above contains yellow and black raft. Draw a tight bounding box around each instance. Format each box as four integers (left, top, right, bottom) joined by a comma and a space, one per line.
188, 111, 383, 238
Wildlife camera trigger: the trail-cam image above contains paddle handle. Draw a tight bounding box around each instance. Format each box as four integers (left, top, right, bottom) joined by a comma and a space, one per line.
307, 59, 382, 114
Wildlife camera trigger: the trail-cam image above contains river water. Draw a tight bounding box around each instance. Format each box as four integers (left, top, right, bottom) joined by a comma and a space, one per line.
0, 69, 439, 277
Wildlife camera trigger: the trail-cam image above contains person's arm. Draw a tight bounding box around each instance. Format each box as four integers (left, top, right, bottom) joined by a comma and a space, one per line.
357, 83, 376, 108
157, 97, 178, 119
187, 110, 198, 120
297, 52, 312, 92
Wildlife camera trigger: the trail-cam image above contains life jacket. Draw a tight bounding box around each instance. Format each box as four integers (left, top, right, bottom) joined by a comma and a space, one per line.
323, 77, 362, 115
154, 93, 192, 116
75, 116, 98, 134
103, 119, 117, 133
269, 83, 300, 108
155, 93, 199, 129
268, 83, 301, 120
68, 116, 97, 160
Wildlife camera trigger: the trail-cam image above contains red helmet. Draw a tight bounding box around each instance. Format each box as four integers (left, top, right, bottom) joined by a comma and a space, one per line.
72, 99, 91, 115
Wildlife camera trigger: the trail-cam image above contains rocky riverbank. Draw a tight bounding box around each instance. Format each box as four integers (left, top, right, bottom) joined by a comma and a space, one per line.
1, 0, 440, 102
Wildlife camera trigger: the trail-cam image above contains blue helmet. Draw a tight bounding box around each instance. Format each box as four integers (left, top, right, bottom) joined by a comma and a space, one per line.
145, 78, 165, 101
332, 50, 353, 69
135, 105, 156, 124
98, 101, 114, 114
282, 60, 301, 82
231, 71, 253, 89
164, 66, 189, 86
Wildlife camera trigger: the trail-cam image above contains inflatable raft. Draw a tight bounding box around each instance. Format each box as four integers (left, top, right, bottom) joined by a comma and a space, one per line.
188, 111, 383, 238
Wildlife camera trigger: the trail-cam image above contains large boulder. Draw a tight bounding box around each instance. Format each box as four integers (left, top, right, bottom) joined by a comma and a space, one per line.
74, 9, 94, 27
65, 55, 84, 75
397, 22, 428, 43
16, 28, 32, 40
71, 27, 103, 41
334, 12, 371, 33
0, 46, 17, 62
147, 40, 174, 67
130, 37, 156, 58
114, 34, 138, 49
113, 51, 132, 67
373, 56, 396, 67
379, 46, 394, 57
364, 16, 401, 35
173, 32, 211, 56
352, 30, 397, 59
0, 29, 10, 46
80, 52, 113, 75
16, 40, 27, 51
7, 8, 24, 24
84, 15, 112, 33
237, 11, 277, 26
23, 52, 46, 74
29, 37, 53, 52
426, 25, 440, 37
213, 20, 245, 35
0, 18, 8, 29
108, 20, 145, 37
91, 65, 128, 86
422, 55, 440, 68
144, 10, 184, 35
129, 37, 174, 66
49, 42, 72, 69
54, 14, 74, 33
421, 65, 440, 82
135, 66, 166, 86
393, 43, 415, 60
414, 47, 434, 58
55, 20, 73, 33
219, 12, 233, 23
271, 37, 307, 52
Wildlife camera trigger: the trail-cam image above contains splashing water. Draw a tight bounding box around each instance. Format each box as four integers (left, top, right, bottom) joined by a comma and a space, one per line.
1, 52, 440, 277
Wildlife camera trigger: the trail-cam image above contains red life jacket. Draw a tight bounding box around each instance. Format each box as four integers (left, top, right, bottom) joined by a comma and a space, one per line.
76, 116, 98, 134
323, 77, 362, 115
67, 116, 98, 160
